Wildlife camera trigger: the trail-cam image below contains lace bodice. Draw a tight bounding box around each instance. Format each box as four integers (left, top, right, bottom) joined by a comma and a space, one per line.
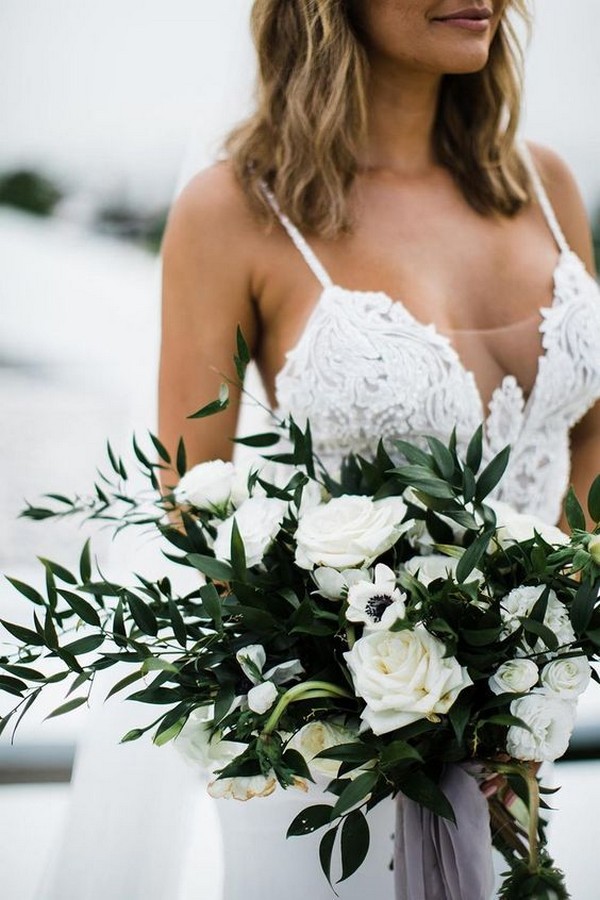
263, 141, 600, 526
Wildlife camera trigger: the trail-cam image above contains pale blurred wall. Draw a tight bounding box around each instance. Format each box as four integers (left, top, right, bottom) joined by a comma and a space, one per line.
0, 0, 598, 210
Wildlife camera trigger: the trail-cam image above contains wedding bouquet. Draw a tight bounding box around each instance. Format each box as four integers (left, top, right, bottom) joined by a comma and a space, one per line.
2, 338, 599, 899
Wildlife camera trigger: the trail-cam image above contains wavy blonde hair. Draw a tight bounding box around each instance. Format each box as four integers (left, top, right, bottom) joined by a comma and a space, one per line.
224, 0, 534, 237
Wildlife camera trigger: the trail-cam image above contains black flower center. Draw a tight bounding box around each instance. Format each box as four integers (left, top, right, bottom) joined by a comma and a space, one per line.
365, 593, 394, 623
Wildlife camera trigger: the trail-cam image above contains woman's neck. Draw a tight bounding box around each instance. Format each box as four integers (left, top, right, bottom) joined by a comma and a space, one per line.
359, 62, 443, 177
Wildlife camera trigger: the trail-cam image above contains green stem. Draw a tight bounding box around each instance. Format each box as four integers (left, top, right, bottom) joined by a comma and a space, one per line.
263, 680, 353, 735
524, 762, 540, 872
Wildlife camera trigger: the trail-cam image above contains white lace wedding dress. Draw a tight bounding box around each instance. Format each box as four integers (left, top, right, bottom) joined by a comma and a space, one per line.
209, 139, 600, 899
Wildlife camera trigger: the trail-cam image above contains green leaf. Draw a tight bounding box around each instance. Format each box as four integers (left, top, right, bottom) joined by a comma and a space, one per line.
127, 593, 158, 636
37, 557, 78, 585
287, 804, 333, 837
587, 475, 600, 524
45, 696, 88, 720
113, 598, 127, 646
319, 826, 338, 889
565, 486, 586, 531
120, 728, 145, 743
79, 538, 92, 583
466, 425, 483, 474
187, 383, 229, 420
0, 663, 46, 682
140, 658, 179, 675
331, 770, 378, 819
380, 740, 422, 770
105, 670, 144, 699
339, 809, 370, 883
448, 694, 472, 744
132, 433, 152, 469
176, 436, 187, 477
456, 529, 493, 583
474, 445, 511, 502
426, 436, 455, 480
148, 430, 172, 464
398, 770, 456, 824
0, 675, 26, 696
520, 617, 559, 651
168, 598, 187, 648
315, 743, 376, 766
230, 517, 247, 579
199, 583, 223, 629
62, 634, 105, 655
187, 554, 234, 582
390, 465, 456, 499
153, 717, 186, 746
58, 590, 101, 627
571, 579, 598, 635
233, 432, 281, 448
483, 714, 532, 730
392, 440, 432, 468
4, 577, 45, 606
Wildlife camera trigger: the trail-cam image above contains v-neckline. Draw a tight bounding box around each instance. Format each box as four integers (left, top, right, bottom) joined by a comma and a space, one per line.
274, 247, 577, 425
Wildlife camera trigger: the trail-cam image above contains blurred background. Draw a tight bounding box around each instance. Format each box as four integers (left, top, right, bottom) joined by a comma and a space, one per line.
0, 1, 599, 898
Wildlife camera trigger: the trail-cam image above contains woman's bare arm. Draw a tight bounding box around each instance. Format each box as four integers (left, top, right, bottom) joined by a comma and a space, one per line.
158, 162, 260, 493
529, 143, 600, 530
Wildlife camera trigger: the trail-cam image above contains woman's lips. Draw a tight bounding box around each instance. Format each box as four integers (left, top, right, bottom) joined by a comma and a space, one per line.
432, 17, 490, 31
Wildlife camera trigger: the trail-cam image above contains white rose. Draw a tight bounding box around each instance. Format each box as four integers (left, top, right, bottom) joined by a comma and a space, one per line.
312, 566, 371, 601
403, 554, 482, 587
343, 625, 472, 735
213, 496, 287, 568
541, 656, 591, 698
247, 680, 278, 714
488, 499, 569, 549
346, 563, 407, 630
174, 706, 245, 773
288, 721, 359, 778
295, 494, 411, 570
506, 692, 576, 761
588, 534, 600, 564
488, 659, 539, 695
208, 773, 279, 800
174, 460, 236, 512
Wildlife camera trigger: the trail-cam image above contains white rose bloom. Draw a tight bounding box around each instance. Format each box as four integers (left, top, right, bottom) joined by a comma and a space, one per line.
288, 721, 359, 778
174, 706, 245, 773
403, 554, 482, 587
488, 499, 570, 549
541, 656, 592, 698
488, 659, 539, 695
588, 534, 600, 564
247, 680, 278, 714
208, 773, 279, 801
174, 460, 236, 512
506, 692, 577, 761
344, 625, 473, 735
313, 566, 371, 601
346, 563, 407, 630
295, 494, 411, 570
213, 496, 287, 568
236, 644, 266, 682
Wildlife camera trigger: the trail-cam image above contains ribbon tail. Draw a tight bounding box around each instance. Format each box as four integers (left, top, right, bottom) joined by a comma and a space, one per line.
394, 763, 495, 900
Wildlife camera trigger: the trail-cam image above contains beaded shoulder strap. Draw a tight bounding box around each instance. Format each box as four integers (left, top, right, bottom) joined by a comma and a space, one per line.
519, 138, 570, 254
259, 179, 333, 289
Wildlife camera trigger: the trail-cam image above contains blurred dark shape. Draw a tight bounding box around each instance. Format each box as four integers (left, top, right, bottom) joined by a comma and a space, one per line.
0, 168, 64, 216
95, 202, 168, 253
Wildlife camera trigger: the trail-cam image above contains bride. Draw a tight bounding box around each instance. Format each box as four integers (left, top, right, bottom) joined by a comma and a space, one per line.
157, 0, 600, 898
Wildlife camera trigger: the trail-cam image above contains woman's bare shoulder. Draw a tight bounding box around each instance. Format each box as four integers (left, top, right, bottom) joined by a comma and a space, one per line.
525, 139, 596, 275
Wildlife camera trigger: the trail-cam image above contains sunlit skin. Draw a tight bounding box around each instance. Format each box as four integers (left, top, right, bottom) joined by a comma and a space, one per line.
159, 1, 599, 805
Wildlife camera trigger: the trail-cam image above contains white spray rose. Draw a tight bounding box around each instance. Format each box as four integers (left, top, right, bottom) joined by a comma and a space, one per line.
588, 534, 600, 564
213, 496, 287, 568
295, 494, 410, 570
488, 499, 569, 549
247, 681, 278, 714
345, 563, 407, 630
403, 554, 483, 587
174, 460, 237, 512
540, 656, 591, 698
312, 567, 371, 601
488, 659, 539, 695
506, 692, 576, 761
344, 625, 472, 735
288, 721, 359, 778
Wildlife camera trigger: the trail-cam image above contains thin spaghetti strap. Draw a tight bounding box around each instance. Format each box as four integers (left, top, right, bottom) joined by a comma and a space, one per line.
518, 138, 570, 254
259, 179, 333, 289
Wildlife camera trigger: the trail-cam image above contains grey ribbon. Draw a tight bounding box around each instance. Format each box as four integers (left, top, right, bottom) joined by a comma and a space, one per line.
394, 762, 495, 900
